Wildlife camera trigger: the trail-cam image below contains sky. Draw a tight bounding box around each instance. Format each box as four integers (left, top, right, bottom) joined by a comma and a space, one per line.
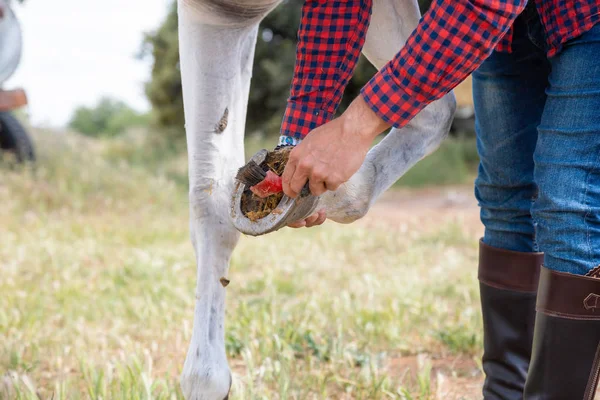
5, 0, 171, 127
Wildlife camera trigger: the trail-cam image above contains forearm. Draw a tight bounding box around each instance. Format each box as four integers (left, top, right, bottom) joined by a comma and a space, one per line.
361, 0, 527, 129
280, 0, 373, 143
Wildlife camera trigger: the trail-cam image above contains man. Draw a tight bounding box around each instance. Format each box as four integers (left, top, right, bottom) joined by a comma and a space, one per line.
279, 0, 600, 398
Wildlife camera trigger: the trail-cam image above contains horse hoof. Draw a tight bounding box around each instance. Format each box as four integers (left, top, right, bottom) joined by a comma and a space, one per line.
230, 149, 320, 236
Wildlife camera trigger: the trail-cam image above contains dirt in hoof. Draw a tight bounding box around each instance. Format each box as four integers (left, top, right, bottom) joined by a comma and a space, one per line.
241, 147, 291, 221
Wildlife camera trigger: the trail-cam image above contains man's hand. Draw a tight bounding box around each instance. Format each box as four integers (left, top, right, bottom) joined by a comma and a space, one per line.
282, 95, 390, 229
282, 95, 390, 199
287, 209, 327, 229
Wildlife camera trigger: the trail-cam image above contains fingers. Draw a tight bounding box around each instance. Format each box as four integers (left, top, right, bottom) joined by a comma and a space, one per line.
282, 157, 309, 198
287, 210, 327, 229
288, 160, 309, 198
282, 136, 347, 198
287, 220, 306, 229
281, 156, 298, 198
324, 179, 341, 192
303, 213, 320, 227
306, 210, 327, 227
284, 160, 342, 198
309, 180, 327, 196
283, 148, 314, 198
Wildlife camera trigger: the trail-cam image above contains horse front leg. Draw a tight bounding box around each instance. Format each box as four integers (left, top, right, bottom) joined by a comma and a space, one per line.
177, 1, 278, 398
322, 0, 456, 223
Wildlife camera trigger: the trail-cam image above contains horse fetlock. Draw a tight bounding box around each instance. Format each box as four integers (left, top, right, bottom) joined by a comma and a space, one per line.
322, 169, 375, 223
325, 195, 371, 223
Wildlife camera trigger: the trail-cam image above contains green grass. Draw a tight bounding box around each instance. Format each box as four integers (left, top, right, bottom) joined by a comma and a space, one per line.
0, 130, 483, 399
394, 137, 478, 188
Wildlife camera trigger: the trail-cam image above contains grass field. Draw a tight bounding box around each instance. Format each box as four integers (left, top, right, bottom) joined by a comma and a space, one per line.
1, 130, 484, 399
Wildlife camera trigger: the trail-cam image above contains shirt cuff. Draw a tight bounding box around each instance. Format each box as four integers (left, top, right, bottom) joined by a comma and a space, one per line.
279, 102, 334, 139
360, 63, 426, 129
277, 135, 302, 147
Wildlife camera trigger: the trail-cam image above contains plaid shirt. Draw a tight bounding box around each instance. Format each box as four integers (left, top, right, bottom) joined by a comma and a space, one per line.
280, 0, 600, 140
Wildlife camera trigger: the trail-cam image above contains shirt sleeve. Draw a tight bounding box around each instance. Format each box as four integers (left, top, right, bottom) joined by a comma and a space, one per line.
280, 0, 373, 140
361, 0, 527, 129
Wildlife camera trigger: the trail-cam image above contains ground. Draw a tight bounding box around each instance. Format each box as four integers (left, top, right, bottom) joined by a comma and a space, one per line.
1, 131, 486, 399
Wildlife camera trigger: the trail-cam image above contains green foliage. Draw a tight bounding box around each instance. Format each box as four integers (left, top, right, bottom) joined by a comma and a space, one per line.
394, 137, 479, 187
245, 0, 303, 134
68, 97, 149, 137
140, 2, 183, 139
436, 326, 479, 354
142, 0, 377, 139
418, 0, 434, 13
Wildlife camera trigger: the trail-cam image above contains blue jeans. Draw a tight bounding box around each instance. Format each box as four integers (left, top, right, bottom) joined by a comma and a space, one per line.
473, 5, 600, 275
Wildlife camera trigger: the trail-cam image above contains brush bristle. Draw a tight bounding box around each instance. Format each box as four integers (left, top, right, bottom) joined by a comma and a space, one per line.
236, 160, 267, 186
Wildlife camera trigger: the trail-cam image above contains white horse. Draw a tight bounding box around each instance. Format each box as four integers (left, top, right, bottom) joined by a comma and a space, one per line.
177, 0, 456, 398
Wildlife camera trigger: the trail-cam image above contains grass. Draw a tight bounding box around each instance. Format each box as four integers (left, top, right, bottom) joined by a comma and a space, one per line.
0, 129, 483, 399
394, 137, 478, 188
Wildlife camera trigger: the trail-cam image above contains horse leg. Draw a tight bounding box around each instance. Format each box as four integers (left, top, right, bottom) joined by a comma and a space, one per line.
322, 0, 456, 223
177, 1, 279, 399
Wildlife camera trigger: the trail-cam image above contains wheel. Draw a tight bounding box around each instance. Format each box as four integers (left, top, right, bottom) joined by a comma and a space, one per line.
0, 111, 35, 162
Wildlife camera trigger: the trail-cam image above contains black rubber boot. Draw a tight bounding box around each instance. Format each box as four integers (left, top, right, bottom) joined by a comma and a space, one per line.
478, 240, 543, 399
524, 267, 600, 400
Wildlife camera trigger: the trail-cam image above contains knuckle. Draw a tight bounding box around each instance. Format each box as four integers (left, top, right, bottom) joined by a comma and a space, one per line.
328, 181, 341, 191
291, 181, 303, 192
309, 185, 323, 196
328, 175, 344, 189
312, 170, 326, 181
298, 159, 312, 171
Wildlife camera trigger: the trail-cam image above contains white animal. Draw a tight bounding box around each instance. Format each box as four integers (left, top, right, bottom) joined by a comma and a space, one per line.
0, 0, 23, 85
177, 0, 456, 398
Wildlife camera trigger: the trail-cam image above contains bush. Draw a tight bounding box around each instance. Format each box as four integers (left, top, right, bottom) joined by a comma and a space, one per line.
68, 97, 149, 137
395, 137, 479, 187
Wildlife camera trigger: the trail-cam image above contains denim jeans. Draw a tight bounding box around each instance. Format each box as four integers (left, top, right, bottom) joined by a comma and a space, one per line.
473, 4, 600, 275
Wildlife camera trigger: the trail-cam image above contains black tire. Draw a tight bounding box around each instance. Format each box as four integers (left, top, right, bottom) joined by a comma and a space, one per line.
0, 111, 35, 163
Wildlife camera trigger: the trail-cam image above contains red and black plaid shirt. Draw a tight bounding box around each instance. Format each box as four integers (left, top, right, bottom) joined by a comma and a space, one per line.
280, 0, 600, 139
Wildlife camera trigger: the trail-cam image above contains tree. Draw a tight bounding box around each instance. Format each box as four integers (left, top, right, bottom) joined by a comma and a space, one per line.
68, 97, 149, 137
141, 0, 377, 140
140, 2, 183, 138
